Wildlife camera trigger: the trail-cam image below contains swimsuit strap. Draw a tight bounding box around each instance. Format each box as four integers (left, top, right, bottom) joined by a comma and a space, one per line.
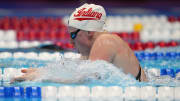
136, 65, 141, 82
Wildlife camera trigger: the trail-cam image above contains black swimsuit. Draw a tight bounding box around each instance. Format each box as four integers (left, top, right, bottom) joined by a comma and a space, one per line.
136, 65, 141, 82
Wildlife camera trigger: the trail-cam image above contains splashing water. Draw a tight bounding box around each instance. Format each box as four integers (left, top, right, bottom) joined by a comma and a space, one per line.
8, 55, 180, 87
34, 58, 137, 86
32, 58, 180, 87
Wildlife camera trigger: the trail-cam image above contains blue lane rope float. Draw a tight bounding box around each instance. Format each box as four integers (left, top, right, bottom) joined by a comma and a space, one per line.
135, 52, 180, 61
160, 68, 176, 78
0, 86, 41, 98
26, 87, 41, 98
4, 87, 24, 98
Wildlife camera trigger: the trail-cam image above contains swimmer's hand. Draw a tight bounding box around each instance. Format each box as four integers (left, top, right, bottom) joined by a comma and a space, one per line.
10, 68, 38, 83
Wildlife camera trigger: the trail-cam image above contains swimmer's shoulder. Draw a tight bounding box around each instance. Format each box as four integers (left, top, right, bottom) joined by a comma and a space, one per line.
93, 32, 120, 50
96, 31, 121, 43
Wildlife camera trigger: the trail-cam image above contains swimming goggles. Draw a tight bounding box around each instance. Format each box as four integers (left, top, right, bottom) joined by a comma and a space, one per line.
70, 29, 80, 39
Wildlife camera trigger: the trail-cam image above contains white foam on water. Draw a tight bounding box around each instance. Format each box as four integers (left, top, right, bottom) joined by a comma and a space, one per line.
144, 67, 180, 86
7, 56, 180, 86
34, 58, 137, 85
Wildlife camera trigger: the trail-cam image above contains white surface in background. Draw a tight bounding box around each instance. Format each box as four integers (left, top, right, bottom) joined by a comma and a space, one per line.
42, 86, 58, 98
107, 86, 123, 101
157, 86, 174, 101
74, 86, 90, 101
174, 87, 180, 100
64, 52, 81, 59
24, 52, 38, 59
124, 86, 141, 100
91, 86, 107, 101
141, 86, 156, 101
58, 86, 74, 101
0, 52, 12, 58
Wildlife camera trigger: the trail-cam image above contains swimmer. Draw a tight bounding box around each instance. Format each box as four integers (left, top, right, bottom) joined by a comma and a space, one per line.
11, 3, 147, 83
68, 3, 147, 81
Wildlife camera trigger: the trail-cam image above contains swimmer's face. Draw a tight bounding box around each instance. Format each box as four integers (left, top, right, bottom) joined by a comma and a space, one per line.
68, 27, 88, 41
68, 27, 91, 52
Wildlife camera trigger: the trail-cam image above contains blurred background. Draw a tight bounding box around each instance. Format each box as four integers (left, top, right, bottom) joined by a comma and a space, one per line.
0, 0, 180, 51
0, 0, 180, 16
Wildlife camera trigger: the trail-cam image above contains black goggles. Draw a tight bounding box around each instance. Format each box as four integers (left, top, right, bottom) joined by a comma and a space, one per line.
70, 29, 80, 39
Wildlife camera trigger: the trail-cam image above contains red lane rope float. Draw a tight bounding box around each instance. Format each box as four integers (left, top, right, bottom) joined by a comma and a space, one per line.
0, 17, 65, 32
167, 16, 180, 23
113, 32, 140, 41
17, 29, 179, 51
131, 41, 179, 51
53, 41, 179, 51
55, 42, 74, 50
17, 28, 70, 42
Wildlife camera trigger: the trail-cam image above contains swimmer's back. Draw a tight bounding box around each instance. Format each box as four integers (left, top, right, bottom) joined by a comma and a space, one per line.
91, 32, 147, 81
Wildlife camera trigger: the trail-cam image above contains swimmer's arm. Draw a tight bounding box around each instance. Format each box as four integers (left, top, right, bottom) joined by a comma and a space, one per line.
11, 68, 97, 84
89, 35, 116, 62
11, 68, 87, 84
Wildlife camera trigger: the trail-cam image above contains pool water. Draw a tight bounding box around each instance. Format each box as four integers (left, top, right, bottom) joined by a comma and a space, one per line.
0, 49, 180, 86
0, 47, 180, 101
